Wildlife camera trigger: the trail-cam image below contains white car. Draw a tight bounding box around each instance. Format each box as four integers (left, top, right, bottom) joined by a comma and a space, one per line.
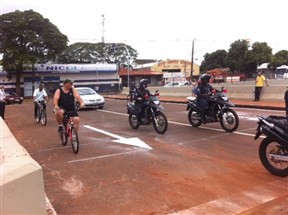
163, 82, 184, 87
76, 87, 105, 109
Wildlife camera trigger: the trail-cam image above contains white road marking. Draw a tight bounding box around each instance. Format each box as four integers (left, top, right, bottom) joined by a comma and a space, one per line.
84, 125, 152, 150
169, 179, 288, 215
98, 110, 265, 138
67, 149, 146, 163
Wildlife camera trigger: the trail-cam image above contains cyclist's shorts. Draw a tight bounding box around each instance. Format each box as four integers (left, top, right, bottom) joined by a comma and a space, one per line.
67, 112, 79, 117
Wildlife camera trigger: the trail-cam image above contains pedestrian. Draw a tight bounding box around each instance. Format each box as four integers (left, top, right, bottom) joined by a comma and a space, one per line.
254, 71, 269, 101
285, 87, 288, 117
0, 85, 6, 120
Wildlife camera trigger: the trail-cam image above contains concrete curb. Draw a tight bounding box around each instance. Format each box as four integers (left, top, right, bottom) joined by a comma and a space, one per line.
0, 118, 47, 214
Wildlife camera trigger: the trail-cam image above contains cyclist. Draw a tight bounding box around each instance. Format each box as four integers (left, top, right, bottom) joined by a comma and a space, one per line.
53, 79, 84, 133
33, 83, 48, 119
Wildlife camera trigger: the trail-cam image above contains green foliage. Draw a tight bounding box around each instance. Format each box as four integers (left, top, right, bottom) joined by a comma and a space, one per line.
56, 42, 138, 67
270, 50, 288, 69
103, 43, 138, 68
200, 49, 227, 72
56, 42, 103, 63
225, 39, 249, 73
0, 10, 68, 73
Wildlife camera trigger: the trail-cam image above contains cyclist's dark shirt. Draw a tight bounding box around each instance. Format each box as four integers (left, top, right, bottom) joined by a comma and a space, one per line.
58, 87, 76, 111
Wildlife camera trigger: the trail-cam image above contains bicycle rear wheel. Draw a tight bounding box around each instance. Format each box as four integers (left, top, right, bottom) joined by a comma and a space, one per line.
36, 109, 41, 123
41, 110, 47, 126
70, 126, 79, 154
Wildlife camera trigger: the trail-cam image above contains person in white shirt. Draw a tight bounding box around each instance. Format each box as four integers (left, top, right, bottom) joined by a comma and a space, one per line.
33, 83, 48, 119
0, 85, 6, 120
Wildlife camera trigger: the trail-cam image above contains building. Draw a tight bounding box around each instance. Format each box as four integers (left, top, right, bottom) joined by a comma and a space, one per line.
0, 64, 121, 96
119, 59, 200, 86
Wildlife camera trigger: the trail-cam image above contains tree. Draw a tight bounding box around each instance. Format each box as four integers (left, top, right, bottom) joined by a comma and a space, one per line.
0, 10, 68, 94
225, 39, 249, 73
249, 42, 272, 66
56, 42, 104, 63
57, 42, 138, 68
270, 50, 288, 69
200, 49, 228, 72
103, 43, 138, 68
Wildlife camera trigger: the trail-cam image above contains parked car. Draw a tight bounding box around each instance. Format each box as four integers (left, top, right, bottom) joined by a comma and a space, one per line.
76, 87, 105, 109
5, 91, 24, 105
163, 82, 184, 87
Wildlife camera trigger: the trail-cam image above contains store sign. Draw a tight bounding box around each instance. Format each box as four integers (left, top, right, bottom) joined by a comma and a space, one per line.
163, 72, 184, 78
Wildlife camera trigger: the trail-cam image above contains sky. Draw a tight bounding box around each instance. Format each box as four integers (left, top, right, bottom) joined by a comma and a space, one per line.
1, 0, 288, 64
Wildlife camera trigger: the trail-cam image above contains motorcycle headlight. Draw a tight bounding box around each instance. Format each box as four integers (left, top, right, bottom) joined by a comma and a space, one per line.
222, 96, 228, 101
154, 101, 160, 105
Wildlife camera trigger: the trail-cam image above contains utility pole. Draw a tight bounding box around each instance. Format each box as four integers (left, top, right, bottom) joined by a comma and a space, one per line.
101, 14, 105, 43
190, 39, 194, 82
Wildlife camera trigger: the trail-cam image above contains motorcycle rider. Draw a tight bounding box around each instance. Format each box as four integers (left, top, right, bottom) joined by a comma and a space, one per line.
135, 79, 151, 123
193, 74, 214, 123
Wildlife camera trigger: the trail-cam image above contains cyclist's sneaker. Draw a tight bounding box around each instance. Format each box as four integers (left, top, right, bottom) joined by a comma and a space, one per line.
58, 125, 64, 132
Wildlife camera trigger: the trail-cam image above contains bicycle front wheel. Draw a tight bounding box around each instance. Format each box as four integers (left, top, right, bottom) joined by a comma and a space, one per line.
41, 110, 47, 126
70, 126, 79, 154
59, 126, 68, 146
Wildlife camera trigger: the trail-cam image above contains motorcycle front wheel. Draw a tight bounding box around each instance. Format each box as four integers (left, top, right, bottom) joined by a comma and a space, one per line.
259, 137, 288, 177
153, 112, 168, 134
188, 109, 202, 127
129, 114, 140, 129
220, 109, 239, 132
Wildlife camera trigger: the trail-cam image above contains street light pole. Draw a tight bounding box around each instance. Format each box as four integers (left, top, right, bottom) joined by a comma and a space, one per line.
190, 39, 195, 82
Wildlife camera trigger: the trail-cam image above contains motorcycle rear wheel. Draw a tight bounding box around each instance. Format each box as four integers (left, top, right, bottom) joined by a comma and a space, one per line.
129, 114, 140, 129
188, 109, 202, 127
259, 137, 288, 177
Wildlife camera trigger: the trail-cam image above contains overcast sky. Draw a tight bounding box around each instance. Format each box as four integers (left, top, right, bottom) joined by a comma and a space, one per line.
1, 0, 287, 64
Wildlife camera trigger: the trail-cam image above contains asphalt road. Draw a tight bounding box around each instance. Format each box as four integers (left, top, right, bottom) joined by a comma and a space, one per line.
5, 99, 288, 215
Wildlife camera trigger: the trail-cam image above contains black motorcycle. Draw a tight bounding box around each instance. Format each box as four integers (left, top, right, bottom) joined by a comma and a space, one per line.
127, 90, 168, 134
186, 87, 239, 132
254, 115, 288, 177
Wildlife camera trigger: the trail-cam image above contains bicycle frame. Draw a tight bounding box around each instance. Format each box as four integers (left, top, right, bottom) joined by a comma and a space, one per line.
59, 108, 80, 154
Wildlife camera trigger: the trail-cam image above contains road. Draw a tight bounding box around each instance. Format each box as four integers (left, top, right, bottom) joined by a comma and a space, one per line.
5, 99, 288, 215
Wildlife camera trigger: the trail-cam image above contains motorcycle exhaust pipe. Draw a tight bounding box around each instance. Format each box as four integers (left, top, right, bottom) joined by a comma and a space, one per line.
269, 154, 288, 162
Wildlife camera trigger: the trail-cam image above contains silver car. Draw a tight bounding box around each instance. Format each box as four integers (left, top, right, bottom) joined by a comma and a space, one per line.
76, 87, 105, 109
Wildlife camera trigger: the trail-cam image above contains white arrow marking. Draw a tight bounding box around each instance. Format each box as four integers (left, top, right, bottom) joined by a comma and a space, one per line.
83, 125, 152, 150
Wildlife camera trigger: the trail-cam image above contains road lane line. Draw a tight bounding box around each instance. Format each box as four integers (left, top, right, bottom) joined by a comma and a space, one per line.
169, 179, 288, 215
98, 110, 265, 138
67, 149, 146, 163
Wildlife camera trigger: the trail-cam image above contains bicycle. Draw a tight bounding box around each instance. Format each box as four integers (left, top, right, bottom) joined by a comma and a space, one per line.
36, 100, 47, 126
58, 108, 80, 154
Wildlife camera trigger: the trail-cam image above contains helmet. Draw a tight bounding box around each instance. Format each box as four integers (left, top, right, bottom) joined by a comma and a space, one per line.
200, 74, 211, 84
139, 79, 149, 89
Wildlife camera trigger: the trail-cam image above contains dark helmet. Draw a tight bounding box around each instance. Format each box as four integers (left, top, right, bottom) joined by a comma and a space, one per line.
139, 79, 149, 89
200, 74, 211, 84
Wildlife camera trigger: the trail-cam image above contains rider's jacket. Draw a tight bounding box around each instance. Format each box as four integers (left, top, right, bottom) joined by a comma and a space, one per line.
194, 84, 214, 100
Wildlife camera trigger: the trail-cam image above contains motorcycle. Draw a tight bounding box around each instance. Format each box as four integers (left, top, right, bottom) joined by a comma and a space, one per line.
127, 90, 168, 134
186, 87, 239, 132
254, 115, 288, 177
